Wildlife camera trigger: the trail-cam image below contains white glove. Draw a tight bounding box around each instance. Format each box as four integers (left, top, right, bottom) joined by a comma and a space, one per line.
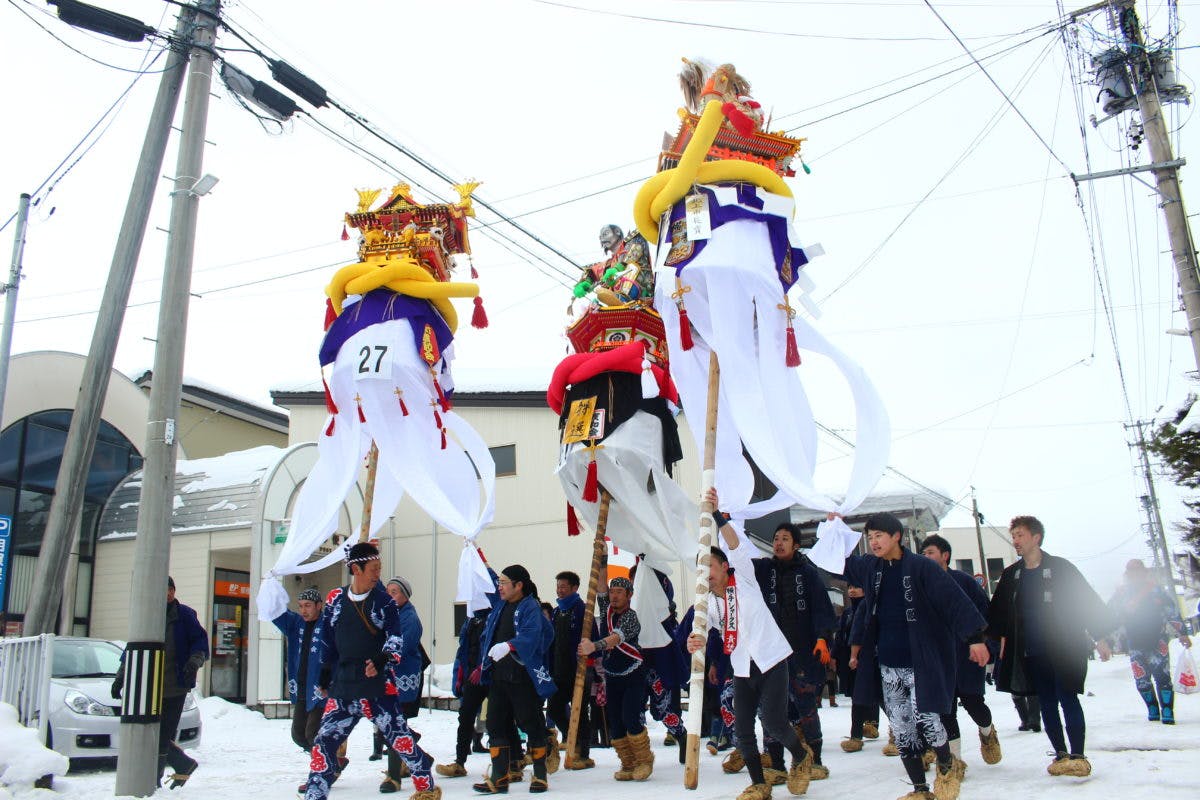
488, 642, 512, 662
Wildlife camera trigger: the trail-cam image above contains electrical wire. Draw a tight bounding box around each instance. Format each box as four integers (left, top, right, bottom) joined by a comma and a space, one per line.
5, 0, 172, 74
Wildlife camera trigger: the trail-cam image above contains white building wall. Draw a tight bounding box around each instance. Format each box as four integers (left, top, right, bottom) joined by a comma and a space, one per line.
929, 525, 1018, 593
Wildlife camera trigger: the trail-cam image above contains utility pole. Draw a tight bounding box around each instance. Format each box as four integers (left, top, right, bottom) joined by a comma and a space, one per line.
1128, 420, 1178, 595
971, 487, 991, 598
115, 1, 219, 795
0, 193, 31, 426
1119, 2, 1200, 372
22, 6, 196, 636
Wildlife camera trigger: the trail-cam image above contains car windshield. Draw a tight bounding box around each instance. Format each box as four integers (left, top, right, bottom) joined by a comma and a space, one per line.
52, 640, 123, 679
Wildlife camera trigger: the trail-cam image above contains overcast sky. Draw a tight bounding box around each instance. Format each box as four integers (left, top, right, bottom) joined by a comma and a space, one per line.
2, 0, 1196, 595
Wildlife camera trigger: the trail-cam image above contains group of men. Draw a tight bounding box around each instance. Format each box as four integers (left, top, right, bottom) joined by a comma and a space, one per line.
266, 507, 1190, 800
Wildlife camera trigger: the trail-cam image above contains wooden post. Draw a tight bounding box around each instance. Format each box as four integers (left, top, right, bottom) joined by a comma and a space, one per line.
684, 352, 720, 790
564, 491, 611, 767
359, 442, 380, 540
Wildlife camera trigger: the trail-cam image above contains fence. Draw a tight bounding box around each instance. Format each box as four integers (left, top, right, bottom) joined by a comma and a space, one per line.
0, 633, 54, 743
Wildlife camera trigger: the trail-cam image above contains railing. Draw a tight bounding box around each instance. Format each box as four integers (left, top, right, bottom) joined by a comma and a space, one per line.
0, 633, 54, 744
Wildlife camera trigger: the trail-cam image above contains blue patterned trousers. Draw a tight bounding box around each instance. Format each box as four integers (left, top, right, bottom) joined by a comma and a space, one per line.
305, 697, 433, 800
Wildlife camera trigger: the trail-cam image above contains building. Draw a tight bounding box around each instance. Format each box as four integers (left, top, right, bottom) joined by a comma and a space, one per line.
926, 525, 1018, 596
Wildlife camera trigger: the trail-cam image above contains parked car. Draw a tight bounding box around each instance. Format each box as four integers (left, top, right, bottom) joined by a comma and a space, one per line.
47, 637, 202, 762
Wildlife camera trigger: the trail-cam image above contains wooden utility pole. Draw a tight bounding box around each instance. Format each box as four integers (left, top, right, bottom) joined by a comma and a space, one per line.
971, 488, 991, 598
1128, 420, 1178, 593
1119, 1, 1200, 372
0, 193, 31, 427
116, 1, 220, 794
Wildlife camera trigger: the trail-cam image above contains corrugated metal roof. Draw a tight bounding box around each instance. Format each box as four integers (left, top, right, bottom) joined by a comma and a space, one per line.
98, 446, 285, 540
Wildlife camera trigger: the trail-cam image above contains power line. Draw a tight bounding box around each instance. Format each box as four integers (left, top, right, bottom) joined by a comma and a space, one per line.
6, 0, 172, 74
924, 0, 1073, 173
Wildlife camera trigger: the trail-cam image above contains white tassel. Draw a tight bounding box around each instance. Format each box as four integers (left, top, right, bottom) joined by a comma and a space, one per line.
641, 357, 659, 398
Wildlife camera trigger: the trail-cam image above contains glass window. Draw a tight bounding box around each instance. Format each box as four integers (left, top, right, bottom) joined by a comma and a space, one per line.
956, 558, 974, 574
20, 423, 67, 493
51, 639, 122, 678
0, 424, 24, 484
490, 444, 516, 477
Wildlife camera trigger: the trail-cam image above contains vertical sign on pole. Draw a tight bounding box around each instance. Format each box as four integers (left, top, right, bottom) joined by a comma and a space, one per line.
0, 515, 11, 615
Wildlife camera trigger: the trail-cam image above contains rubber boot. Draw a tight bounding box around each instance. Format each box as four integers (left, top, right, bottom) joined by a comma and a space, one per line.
1158, 686, 1175, 725
472, 746, 509, 794
1141, 689, 1161, 722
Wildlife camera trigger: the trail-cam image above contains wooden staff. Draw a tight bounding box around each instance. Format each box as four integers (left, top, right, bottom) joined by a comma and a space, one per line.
564, 490, 611, 768
359, 442, 380, 540
684, 351, 720, 790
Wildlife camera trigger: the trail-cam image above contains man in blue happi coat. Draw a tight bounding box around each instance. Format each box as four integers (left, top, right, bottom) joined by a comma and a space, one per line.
849, 513, 989, 800
270, 586, 325, 793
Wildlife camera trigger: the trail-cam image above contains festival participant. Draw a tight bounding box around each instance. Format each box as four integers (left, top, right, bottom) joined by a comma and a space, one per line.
578, 571, 655, 781
304, 543, 438, 800
548, 571, 593, 770
1012, 695, 1040, 732
688, 489, 812, 800
636, 567, 689, 765
113, 576, 208, 790
919, 535, 1002, 771
1107, 559, 1191, 724
377, 576, 432, 794
676, 604, 732, 754
987, 516, 1116, 777
473, 565, 556, 794
437, 571, 499, 779
848, 514, 989, 800
268, 587, 325, 793
753, 523, 836, 780
833, 557, 880, 753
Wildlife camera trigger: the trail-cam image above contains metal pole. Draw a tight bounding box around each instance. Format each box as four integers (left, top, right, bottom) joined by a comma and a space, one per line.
116, 2, 218, 793
22, 6, 195, 636
1120, 3, 1200, 372
971, 488, 991, 598
0, 193, 31, 427
429, 517, 438, 701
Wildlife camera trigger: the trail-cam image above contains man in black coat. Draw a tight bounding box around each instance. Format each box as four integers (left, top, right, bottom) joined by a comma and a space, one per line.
849, 514, 989, 800
920, 535, 1001, 770
986, 515, 1115, 778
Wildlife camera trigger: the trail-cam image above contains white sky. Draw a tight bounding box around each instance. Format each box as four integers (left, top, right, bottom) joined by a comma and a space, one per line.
2, 0, 1197, 595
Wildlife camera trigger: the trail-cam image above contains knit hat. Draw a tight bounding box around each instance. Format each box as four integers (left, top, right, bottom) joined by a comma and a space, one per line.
608, 576, 634, 593
386, 576, 413, 600
298, 587, 321, 604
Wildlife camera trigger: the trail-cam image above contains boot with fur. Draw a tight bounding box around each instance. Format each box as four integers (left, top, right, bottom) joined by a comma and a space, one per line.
544, 732, 560, 775
611, 737, 635, 781
882, 730, 899, 757
629, 729, 655, 781
978, 727, 1001, 765
786, 744, 813, 796
841, 738, 864, 753
723, 749, 746, 773
932, 761, 962, 800
737, 783, 773, 800
863, 721, 880, 739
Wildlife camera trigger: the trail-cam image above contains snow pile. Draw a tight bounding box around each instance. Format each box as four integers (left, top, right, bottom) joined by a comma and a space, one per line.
0, 702, 68, 788
1179, 397, 1200, 434
175, 446, 285, 493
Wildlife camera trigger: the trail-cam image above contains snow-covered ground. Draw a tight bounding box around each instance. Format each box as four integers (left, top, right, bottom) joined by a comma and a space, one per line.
5, 655, 1196, 800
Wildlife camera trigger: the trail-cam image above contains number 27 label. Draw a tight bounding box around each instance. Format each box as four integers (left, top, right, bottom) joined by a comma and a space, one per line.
354, 345, 390, 380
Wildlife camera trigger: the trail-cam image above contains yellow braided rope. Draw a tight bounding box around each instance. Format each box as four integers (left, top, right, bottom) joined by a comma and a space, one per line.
633, 100, 794, 243
326, 258, 479, 333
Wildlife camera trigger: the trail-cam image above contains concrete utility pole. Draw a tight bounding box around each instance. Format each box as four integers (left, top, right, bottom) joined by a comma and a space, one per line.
1119, 2, 1200, 372
1128, 420, 1179, 595
0, 193, 31, 427
971, 487, 991, 598
116, 1, 219, 795
22, 6, 196, 636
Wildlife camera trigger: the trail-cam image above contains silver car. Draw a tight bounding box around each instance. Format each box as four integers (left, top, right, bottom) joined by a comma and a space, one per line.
47, 637, 202, 762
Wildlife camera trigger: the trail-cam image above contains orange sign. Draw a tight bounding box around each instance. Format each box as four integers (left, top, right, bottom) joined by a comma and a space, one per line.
214, 580, 251, 599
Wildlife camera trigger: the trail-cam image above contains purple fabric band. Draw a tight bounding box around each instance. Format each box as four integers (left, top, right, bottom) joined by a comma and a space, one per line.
319, 289, 454, 368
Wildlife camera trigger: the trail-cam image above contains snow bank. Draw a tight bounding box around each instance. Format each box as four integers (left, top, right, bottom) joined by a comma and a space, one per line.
0, 702, 68, 788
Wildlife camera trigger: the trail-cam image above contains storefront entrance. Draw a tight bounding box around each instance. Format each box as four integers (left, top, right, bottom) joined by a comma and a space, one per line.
211, 568, 250, 702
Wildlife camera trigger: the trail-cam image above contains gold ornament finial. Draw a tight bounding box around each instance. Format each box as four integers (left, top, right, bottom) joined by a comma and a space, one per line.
452, 180, 482, 218
355, 188, 382, 213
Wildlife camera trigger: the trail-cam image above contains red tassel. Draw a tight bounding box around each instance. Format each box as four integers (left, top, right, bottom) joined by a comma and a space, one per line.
440, 428, 448, 450
471, 264, 479, 279
433, 376, 451, 412
433, 408, 443, 429
324, 417, 336, 437
566, 503, 580, 536
785, 325, 801, 367
357, 403, 366, 423
583, 458, 599, 502
322, 376, 339, 415
397, 393, 409, 416
341, 224, 350, 241
471, 296, 489, 329
678, 306, 695, 351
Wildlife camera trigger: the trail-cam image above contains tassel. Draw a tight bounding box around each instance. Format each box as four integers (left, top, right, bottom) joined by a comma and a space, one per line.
324, 417, 336, 437
433, 407, 443, 430
321, 376, 338, 415
566, 503, 580, 537
471, 295, 489, 329
440, 427, 448, 450
583, 457, 599, 503
678, 305, 694, 351
357, 403, 366, 423
341, 224, 350, 241
641, 357, 659, 399
432, 375, 451, 412
785, 324, 801, 367
471, 264, 479, 279
396, 390, 409, 416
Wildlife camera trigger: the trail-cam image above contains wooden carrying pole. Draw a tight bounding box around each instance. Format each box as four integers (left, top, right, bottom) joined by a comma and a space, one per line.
684, 351, 720, 789
359, 442, 381, 540
564, 491, 611, 767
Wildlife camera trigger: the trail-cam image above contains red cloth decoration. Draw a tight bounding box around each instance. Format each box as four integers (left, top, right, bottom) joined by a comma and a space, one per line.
440, 427, 447, 450
471, 264, 479, 279
547, 340, 679, 414
321, 376, 338, 415
721, 102, 756, 136
341, 224, 350, 241
566, 503, 580, 536
433, 408, 443, 430
432, 376, 451, 412
357, 402, 366, 423
583, 458, 599, 502
785, 325, 801, 367
471, 295, 489, 329
324, 298, 337, 331
397, 393, 409, 416
324, 417, 336, 437
678, 305, 695, 351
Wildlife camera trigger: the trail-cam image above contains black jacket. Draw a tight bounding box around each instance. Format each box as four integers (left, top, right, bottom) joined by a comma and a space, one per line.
987, 552, 1115, 696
